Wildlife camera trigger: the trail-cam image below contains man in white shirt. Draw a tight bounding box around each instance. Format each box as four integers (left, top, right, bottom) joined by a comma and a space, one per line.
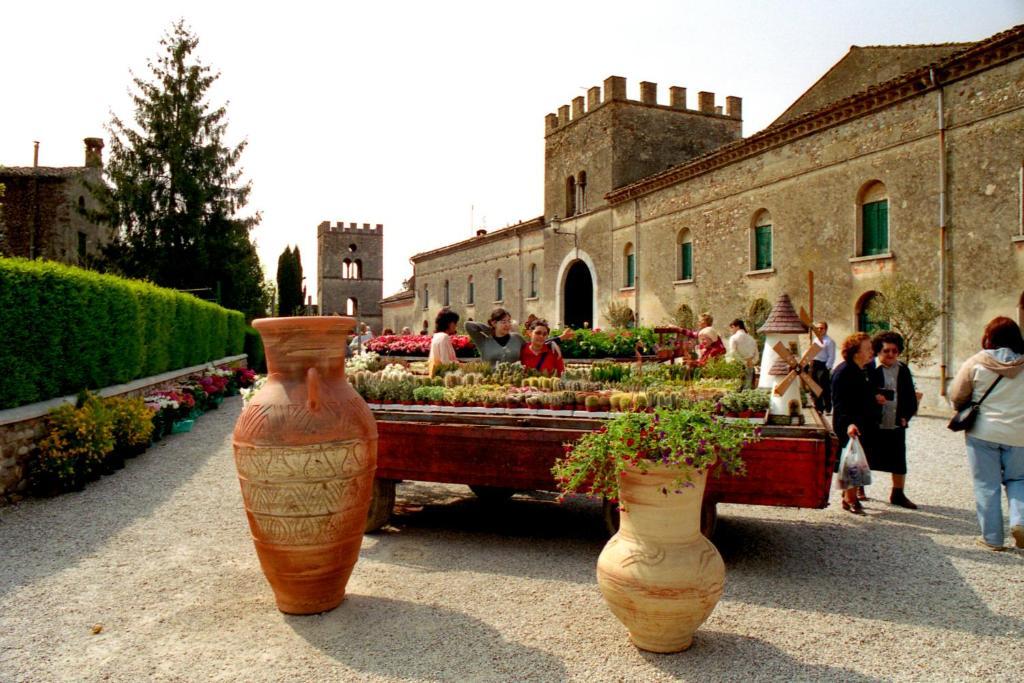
727, 319, 759, 389
811, 321, 836, 413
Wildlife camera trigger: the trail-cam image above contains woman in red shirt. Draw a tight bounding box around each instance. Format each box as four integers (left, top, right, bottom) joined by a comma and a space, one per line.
520, 319, 565, 376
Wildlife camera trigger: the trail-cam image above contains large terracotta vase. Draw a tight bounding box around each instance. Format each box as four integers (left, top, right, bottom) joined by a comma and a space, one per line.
232, 316, 377, 615
596, 464, 725, 652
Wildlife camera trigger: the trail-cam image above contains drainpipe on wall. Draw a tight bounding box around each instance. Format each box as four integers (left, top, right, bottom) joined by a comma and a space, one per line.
634, 199, 641, 328
931, 68, 949, 397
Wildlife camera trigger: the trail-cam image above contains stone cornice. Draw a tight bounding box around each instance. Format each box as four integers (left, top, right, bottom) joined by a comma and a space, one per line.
410, 216, 545, 263
606, 24, 1024, 206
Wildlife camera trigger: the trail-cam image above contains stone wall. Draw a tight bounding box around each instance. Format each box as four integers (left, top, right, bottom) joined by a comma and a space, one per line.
396, 31, 1024, 406
0, 355, 247, 499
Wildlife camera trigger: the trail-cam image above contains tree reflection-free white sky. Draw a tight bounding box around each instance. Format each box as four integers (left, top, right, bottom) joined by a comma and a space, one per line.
2, 1, 1021, 301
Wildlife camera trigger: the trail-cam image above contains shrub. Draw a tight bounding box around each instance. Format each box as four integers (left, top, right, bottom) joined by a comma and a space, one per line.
106, 396, 155, 453
0, 258, 246, 409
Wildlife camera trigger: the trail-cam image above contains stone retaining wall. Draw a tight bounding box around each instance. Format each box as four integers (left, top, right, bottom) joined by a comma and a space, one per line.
0, 355, 247, 499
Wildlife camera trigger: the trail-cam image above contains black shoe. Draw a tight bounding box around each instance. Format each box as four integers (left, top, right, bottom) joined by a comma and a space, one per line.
890, 490, 918, 510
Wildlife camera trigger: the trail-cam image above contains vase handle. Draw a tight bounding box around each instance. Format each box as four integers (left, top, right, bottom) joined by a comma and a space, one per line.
307, 367, 320, 412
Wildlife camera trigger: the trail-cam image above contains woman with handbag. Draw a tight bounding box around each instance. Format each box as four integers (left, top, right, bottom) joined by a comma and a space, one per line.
868, 331, 920, 509
831, 332, 885, 514
949, 317, 1024, 551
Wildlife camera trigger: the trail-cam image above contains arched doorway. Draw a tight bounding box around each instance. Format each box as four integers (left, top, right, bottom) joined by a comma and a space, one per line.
563, 260, 593, 329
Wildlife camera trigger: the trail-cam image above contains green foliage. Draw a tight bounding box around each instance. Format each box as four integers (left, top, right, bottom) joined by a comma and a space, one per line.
603, 300, 636, 328
276, 245, 305, 316
872, 274, 941, 366
552, 405, 760, 503
0, 258, 244, 409
244, 325, 266, 373
556, 327, 657, 359
90, 21, 266, 321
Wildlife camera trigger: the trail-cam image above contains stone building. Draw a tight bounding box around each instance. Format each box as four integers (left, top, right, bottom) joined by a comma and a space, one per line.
0, 138, 108, 264
382, 25, 1024, 402
317, 221, 384, 332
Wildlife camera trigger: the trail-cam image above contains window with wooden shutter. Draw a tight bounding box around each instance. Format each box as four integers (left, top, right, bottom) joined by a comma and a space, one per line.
862, 200, 889, 255
755, 225, 772, 270
626, 252, 635, 287
680, 242, 693, 280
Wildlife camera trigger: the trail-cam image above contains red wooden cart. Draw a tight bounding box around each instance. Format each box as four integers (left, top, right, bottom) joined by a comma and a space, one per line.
365, 408, 838, 536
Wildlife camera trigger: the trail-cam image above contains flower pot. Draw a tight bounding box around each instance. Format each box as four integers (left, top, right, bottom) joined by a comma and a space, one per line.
211, 396, 224, 408
597, 464, 724, 653
233, 316, 377, 615
172, 418, 196, 433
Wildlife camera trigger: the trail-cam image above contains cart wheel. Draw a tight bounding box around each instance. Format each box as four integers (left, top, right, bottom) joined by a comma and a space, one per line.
700, 500, 718, 540
469, 485, 517, 504
603, 498, 718, 539
365, 478, 397, 533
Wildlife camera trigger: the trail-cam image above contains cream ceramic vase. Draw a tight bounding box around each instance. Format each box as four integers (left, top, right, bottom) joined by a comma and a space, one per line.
233, 316, 377, 615
596, 464, 725, 652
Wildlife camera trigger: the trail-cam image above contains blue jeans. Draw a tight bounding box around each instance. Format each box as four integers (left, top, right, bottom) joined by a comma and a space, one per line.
965, 435, 1024, 546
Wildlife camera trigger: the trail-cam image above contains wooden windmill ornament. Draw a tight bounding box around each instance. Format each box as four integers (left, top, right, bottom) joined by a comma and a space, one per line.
757, 293, 818, 421
771, 340, 823, 397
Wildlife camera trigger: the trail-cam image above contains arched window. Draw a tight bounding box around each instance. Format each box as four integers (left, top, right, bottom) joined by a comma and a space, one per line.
423, 285, 429, 310
529, 264, 538, 298
495, 270, 504, 302
353, 259, 363, 279
467, 275, 474, 305
565, 176, 576, 217
677, 229, 693, 281
856, 291, 890, 333
443, 279, 450, 307
342, 258, 352, 279
751, 210, 773, 271
623, 243, 635, 288
858, 181, 889, 256
346, 297, 358, 316
577, 171, 587, 213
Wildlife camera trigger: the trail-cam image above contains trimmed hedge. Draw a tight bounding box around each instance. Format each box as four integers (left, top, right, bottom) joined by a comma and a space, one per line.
0, 258, 246, 409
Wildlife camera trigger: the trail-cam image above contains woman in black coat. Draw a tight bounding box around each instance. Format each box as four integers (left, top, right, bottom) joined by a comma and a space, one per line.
831, 332, 884, 514
869, 331, 919, 509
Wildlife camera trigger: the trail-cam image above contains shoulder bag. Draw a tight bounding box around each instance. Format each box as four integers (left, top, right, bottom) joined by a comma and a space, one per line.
947, 375, 1002, 432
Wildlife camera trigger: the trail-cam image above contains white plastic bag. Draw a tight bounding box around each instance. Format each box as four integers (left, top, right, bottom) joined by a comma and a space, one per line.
836, 436, 872, 490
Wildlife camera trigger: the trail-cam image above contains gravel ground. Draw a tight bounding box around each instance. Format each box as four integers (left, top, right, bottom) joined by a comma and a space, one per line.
1, 397, 1022, 682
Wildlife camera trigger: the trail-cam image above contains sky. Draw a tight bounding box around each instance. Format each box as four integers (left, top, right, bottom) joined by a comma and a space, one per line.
2, 1, 1022, 302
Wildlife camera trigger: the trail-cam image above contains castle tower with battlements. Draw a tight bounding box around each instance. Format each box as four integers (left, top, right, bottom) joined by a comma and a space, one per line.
317, 221, 384, 333
544, 76, 742, 220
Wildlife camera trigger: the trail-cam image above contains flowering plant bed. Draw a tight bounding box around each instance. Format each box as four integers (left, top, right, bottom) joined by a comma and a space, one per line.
365, 334, 476, 357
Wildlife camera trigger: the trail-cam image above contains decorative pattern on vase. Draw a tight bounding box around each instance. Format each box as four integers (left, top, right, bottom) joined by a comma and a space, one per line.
596, 465, 724, 653
232, 316, 378, 616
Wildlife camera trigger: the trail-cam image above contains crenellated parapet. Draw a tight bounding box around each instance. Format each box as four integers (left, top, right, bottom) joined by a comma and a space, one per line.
545, 75, 742, 133
317, 221, 384, 236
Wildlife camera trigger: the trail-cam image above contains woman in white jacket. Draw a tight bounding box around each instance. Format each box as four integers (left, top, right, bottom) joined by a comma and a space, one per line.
949, 316, 1024, 551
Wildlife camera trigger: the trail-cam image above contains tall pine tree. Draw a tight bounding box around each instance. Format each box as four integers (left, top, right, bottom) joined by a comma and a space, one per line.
93, 21, 267, 319
276, 246, 305, 316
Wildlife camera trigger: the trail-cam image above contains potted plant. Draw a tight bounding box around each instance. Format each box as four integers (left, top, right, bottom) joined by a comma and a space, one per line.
552, 405, 759, 653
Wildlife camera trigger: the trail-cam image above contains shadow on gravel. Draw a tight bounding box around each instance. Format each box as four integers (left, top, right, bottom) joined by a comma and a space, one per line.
645, 630, 888, 682
286, 594, 568, 680
713, 513, 1024, 638
0, 398, 237, 600
361, 484, 605, 584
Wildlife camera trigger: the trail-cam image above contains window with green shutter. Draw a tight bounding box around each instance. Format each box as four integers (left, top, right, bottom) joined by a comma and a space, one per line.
625, 253, 636, 287
496, 274, 503, 301
862, 200, 889, 255
680, 242, 693, 280
755, 225, 772, 270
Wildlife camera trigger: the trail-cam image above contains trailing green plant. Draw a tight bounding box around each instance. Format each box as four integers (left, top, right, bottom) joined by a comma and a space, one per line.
552, 405, 760, 505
